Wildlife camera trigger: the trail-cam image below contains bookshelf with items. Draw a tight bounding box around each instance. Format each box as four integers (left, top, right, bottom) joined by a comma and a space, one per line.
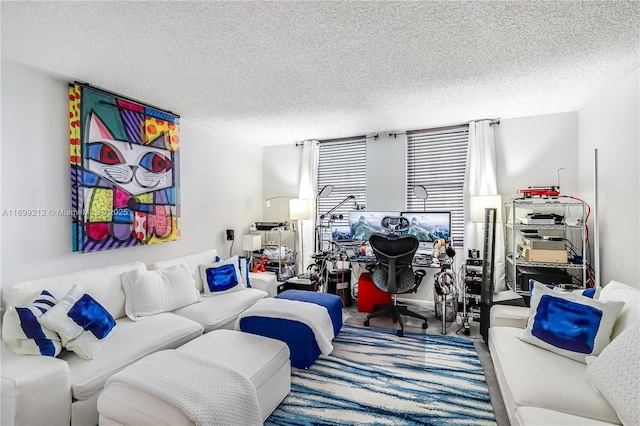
504, 198, 589, 299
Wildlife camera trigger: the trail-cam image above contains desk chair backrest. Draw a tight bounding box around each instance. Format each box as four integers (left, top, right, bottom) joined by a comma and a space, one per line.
368, 216, 421, 294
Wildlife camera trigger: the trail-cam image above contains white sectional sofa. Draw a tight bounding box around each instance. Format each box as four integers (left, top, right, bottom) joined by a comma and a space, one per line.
1, 249, 279, 426
489, 280, 639, 426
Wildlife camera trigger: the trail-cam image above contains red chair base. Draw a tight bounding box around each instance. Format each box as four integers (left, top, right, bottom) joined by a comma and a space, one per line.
357, 272, 392, 312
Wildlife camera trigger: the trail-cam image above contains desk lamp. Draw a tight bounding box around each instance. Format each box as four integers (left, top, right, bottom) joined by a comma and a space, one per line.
315, 185, 334, 253
413, 185, 428, 211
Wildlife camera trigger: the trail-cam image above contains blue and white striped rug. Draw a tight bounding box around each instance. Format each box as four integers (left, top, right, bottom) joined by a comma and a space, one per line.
266, 324, 496, 425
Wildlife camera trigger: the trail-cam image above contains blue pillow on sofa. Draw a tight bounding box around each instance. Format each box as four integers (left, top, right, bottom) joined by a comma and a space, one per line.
38, 285, 116, 360
199, 255, 244, 296
2, 290, 62, 357
238, 257, 251, 288
519, 281, 624, 363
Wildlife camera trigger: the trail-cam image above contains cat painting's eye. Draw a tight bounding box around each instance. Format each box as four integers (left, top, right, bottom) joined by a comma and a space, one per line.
87, 142, 124, 165
139, 152, 172, 173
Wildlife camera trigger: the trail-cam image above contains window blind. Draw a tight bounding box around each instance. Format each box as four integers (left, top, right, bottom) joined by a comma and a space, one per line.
406, 126, 469, 245
317, 137, 367, 250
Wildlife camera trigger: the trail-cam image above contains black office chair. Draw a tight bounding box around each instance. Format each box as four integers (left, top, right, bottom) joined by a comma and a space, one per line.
363, 216, 428, 336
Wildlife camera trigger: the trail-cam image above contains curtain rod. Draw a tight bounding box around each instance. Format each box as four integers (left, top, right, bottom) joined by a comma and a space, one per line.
71, 81, 180, 117
295, 118, 500, 146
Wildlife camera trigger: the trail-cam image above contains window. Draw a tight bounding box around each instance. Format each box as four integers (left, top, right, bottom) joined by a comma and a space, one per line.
406, 126, 469, 245
316, 137, 367, 250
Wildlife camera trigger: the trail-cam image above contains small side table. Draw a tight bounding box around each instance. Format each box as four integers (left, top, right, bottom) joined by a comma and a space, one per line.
278, 277, 318, 293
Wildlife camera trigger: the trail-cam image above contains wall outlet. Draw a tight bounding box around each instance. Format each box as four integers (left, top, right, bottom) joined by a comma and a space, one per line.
226, 229, 234, 241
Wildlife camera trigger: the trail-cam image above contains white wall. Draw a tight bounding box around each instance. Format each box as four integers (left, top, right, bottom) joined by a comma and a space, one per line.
578, 68, 640, 288
0, 61, 264, 293
494, 112, 579, 199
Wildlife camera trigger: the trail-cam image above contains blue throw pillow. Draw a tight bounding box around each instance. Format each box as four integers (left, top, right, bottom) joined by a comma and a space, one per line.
38, 285, 116, 360
199, 255, 244, 296
238, 257, 251, 288
2, 290, 62, 357
529, 279, 600, 299
519, 281, 624, 363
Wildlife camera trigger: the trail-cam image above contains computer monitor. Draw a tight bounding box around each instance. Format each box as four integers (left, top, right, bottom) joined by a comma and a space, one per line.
331, 225, 352, 241
400, 211, 452, 243
349, 211, 401, 242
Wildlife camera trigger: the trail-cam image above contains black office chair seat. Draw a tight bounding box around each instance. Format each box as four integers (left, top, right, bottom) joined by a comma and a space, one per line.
363, 226, 428, 337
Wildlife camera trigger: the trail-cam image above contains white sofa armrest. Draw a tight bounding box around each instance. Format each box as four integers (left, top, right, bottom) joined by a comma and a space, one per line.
1, 341, 72, 426
249, 272, 278, 297
490, 305, 530, 329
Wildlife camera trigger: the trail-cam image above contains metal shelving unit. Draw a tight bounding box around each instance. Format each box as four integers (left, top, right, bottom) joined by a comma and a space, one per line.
504, 198, 588, 296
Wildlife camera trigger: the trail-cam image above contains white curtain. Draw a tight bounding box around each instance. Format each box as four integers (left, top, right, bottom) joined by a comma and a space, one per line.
297, 140, 319, 274
465, 121, 506, 291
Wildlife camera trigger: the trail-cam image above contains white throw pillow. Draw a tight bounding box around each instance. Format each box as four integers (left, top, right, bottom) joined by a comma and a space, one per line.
2, 290, 62, 357
199, 255, 244, 296
121, 264, 201, 320
38, 285, 116, 360
586, 321, 640, 426
519, 281, 625, 363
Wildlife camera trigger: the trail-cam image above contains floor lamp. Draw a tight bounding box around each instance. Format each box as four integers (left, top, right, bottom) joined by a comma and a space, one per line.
290, 198, 312, 276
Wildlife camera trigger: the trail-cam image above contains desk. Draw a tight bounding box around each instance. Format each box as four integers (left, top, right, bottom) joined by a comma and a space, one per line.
347, 257, 443, 307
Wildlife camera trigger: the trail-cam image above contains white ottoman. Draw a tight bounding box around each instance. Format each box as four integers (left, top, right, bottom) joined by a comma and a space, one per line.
97, 330, 291, 425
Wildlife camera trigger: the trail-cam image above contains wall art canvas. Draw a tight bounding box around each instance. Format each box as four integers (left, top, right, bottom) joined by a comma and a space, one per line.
69, 83, 180, 253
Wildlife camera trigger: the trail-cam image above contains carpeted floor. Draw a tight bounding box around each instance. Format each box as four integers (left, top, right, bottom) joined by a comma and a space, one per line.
343, 303, 510, 426
266, 322, 498, 425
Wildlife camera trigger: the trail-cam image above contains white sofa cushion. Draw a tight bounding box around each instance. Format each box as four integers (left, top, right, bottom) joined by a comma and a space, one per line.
8, 262, 146, 320
519, 282, 624, 363
599, 280, 640, 339
172, 288, 267, 332
515, 407, 619, 426
586, 321, 640, 426
248, 272, 278, 297
150, 249, 218, 293
63, 312, 202, 401
2, 290, 63, 357
199, 256, 244, 296
121, 265, 201, 320
38, 285, 116, 360
489, 326, 620, 424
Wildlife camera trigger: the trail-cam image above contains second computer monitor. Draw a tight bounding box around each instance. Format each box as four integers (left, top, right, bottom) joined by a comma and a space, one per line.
401, 211, 451, 242
349, 211, 401, 242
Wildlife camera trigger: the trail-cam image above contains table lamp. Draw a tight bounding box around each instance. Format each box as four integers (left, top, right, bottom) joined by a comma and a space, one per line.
242, 234, 262, 267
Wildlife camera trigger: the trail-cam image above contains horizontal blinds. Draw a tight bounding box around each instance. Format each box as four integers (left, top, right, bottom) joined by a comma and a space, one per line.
317, 138, 367, 249
407, 126, 469, 245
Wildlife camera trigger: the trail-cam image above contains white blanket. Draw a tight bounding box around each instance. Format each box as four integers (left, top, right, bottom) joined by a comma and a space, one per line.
234, 298, 335, 355
104, 350, 261, 426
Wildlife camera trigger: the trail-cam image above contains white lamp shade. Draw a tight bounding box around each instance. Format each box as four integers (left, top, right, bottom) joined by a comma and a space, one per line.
470, 195, 502, 223
242, 234, 262, 251
289, 198, 312, 221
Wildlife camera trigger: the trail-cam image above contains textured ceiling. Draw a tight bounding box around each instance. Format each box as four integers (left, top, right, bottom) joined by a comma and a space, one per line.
2, 1, 638, 146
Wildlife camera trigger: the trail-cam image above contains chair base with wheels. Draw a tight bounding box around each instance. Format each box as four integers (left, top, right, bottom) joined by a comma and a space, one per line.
362, 217, 429, 337
363, 274, 428, 336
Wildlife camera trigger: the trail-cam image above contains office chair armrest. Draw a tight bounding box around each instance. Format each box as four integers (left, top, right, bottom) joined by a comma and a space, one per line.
365, 262, 377, 273
413, 269, 427, 290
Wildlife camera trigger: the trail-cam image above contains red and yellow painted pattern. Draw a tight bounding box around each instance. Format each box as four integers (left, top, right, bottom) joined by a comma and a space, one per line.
69, 85, 81, 165
145, 117, 179, 151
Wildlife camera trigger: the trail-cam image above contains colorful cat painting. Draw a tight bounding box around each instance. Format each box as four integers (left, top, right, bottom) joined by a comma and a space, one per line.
69, 84, 180, 252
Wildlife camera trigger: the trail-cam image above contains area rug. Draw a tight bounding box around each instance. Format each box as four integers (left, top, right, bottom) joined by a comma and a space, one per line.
265, 324, 496, 425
